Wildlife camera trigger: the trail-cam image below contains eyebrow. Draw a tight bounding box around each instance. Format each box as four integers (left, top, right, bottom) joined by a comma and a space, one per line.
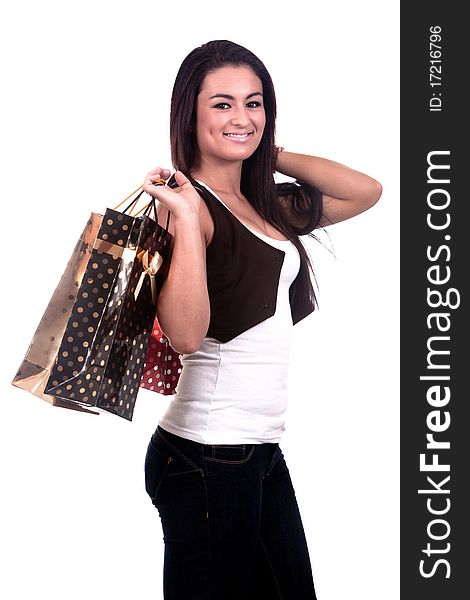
208, 92, 263, 100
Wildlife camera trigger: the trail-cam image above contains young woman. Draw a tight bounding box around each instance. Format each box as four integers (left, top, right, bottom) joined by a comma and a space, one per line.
142, 40, 382, 600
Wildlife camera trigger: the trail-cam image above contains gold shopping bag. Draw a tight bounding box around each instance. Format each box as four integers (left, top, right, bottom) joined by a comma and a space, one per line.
12, 213, 103, 414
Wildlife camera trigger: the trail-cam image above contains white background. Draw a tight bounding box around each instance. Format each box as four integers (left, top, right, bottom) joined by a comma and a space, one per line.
0, 1, 399, 599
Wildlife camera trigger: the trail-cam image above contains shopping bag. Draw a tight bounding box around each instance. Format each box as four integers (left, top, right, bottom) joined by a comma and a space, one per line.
12, 182, 173, 420
42, 189, 173, 420
11, 213, 103, 414
140, 317, 183, 396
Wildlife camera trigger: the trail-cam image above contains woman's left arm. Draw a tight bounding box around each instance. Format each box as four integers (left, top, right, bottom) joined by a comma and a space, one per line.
276, 151, 382, 227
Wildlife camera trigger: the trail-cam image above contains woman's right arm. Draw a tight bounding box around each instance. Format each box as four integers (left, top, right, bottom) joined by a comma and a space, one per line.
143, 168, 210, 354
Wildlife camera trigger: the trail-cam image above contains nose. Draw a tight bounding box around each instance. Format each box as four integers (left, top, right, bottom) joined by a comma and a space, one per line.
230, 104, 251, 127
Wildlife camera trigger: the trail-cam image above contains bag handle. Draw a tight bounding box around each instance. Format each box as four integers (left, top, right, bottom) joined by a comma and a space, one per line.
114, 185, 144, 212
114, 179, 170, 231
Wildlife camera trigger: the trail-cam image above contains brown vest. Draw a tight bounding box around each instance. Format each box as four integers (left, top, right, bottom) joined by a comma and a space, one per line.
190, 180, 315, 343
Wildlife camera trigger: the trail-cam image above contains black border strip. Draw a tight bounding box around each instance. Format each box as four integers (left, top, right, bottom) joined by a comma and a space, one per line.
400, 4, 467, 598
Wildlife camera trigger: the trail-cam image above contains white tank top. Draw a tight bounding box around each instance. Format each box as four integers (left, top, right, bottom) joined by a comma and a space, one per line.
159, 184, 301, 444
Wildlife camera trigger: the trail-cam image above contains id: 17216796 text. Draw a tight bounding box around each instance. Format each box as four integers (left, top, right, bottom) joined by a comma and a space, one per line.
429, 25, 443, 112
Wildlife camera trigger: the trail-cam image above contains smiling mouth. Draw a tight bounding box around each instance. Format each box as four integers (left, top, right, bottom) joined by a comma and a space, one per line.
223, 132, 254, 139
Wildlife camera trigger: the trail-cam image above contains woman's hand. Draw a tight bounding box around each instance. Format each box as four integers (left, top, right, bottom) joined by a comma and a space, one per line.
143, 168, 202, 221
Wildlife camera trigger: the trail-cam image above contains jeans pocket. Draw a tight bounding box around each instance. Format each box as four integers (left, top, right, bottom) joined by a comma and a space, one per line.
145, 431, 205, 503
205, 444, 255, 464
144, 436, 172, 501
263, 444, 285, 479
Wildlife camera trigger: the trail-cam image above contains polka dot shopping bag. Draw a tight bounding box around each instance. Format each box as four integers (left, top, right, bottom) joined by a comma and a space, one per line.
12, 183, 174, 420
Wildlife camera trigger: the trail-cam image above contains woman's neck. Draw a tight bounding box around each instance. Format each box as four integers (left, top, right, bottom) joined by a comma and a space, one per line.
191, 158, 243, 196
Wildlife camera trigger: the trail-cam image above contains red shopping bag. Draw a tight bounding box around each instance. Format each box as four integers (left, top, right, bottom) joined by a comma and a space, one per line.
140, 318, 182, 395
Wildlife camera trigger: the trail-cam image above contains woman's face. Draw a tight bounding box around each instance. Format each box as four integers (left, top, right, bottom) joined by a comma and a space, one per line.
194, 65, 266, 166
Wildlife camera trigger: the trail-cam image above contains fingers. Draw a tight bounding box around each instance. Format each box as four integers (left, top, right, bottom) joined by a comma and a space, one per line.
174, 170, 190, 187
143, 168, 190, 188
146, 167, 171, 180
144, 184, 177, 206
142, 167, 181, 209
143, 167, 171, 198
144, 167, 171, 186
141, 168, 200, 217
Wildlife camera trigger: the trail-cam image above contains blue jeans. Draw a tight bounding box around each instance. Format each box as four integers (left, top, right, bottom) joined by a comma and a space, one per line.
144, 426, 317, 599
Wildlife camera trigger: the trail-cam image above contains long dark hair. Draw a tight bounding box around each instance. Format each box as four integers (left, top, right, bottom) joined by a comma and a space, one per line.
170, 40, 323, 309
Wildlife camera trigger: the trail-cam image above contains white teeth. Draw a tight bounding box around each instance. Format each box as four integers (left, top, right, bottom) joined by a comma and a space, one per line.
224, 133, 251, 137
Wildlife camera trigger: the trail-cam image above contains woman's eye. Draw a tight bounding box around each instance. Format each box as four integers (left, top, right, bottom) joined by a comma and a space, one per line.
213, 101, 262, 109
